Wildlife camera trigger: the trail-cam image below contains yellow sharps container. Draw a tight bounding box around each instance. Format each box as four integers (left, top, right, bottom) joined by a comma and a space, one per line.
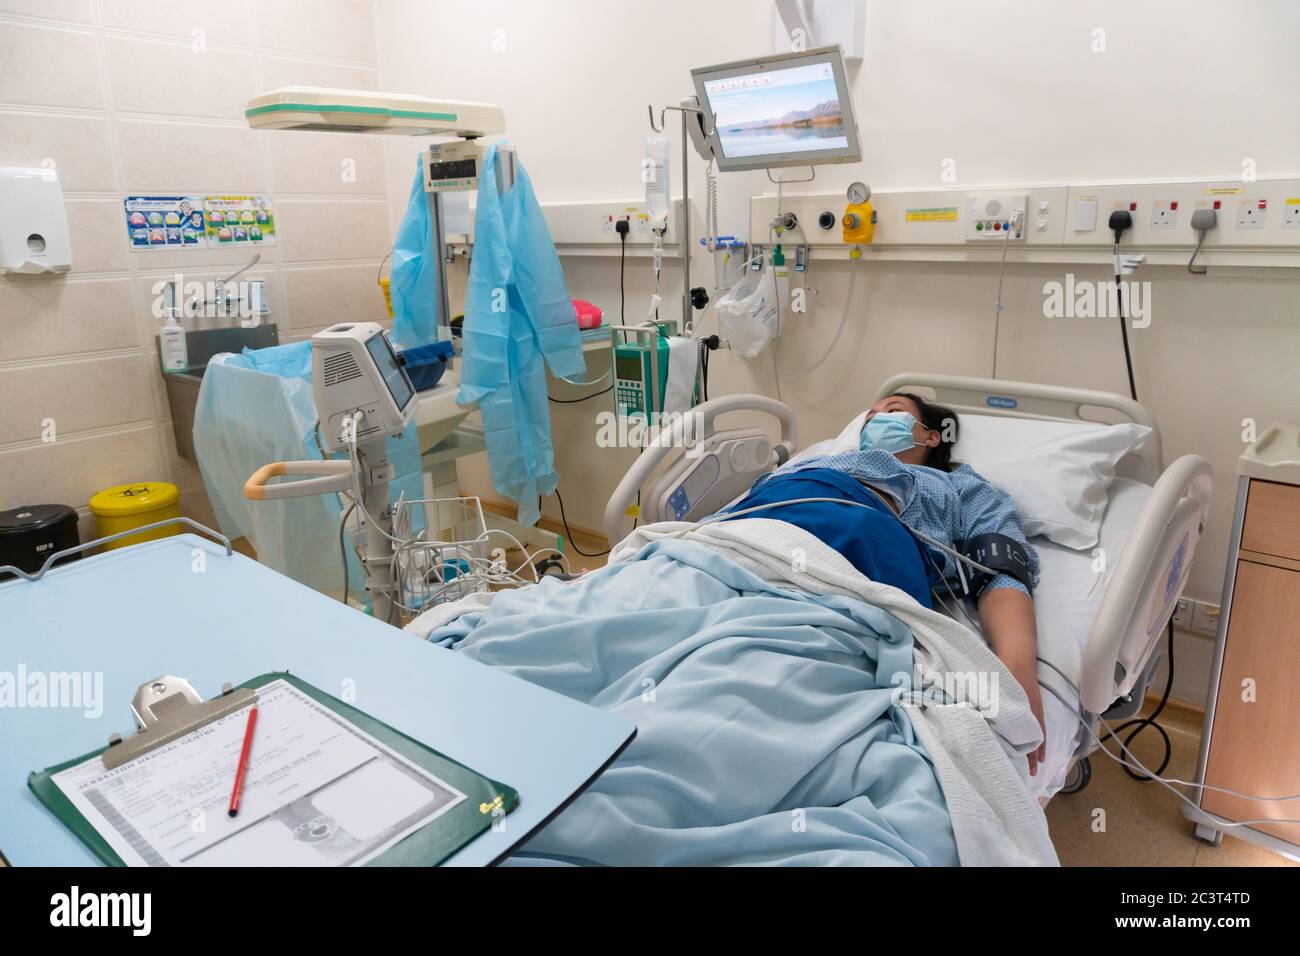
88, 482, 181, 550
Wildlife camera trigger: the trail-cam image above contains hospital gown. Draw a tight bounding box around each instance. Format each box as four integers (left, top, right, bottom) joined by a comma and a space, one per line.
754, 449, 1040, 599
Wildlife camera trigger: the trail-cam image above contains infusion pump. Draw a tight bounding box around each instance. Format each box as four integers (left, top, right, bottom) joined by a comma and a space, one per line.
311, 322, 416, 452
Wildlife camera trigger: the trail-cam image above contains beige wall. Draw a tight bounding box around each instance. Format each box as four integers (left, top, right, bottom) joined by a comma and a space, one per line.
0, 0, 391, 541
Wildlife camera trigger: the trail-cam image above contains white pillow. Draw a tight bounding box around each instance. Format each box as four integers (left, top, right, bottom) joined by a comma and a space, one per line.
953, 416, 1152, 549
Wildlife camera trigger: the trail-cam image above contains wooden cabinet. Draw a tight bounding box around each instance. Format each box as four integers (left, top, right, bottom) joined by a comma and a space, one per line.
1200, 556, 1300, 845
1190, 464, 1300, 856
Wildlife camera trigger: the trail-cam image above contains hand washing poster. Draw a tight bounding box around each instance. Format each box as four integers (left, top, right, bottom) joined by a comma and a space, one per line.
123, 195, 206, 249
204, 195, 276, 246
122, 195, 276, 251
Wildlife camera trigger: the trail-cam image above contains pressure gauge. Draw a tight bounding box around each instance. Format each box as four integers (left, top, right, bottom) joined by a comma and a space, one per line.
847, 182, 870, 204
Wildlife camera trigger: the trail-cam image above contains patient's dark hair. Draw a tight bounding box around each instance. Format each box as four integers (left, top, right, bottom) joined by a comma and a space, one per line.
893, 391, 960, 472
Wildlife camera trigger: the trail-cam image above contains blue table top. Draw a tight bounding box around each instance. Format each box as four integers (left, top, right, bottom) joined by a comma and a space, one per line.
0, 534, 634, 866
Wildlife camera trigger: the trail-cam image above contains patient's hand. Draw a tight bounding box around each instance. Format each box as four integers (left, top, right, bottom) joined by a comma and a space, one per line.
1020, 672, 1048, 776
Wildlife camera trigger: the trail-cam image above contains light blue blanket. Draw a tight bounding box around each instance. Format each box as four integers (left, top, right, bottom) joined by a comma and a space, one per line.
426, 538, 959, 866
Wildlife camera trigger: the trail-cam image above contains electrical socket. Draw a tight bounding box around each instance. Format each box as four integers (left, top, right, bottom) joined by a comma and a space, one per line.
1236, 198, 1267, 229
1191, 600, 1221, 635
1150, 201, 1178, 230
1283, 204, 1300, 229
1172, 597, 1219, 635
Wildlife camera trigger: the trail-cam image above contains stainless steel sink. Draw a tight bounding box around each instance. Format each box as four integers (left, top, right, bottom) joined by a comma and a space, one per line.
157, 324, 279, 460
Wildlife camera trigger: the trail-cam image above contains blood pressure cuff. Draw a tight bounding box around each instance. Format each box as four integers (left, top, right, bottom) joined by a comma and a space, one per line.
963, 533, 1035, 597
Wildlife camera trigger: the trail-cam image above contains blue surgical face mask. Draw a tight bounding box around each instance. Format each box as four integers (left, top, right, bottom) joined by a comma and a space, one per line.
860, 411, 918, 454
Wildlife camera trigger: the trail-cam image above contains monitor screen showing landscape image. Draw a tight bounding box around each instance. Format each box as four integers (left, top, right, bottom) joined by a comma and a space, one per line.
703, 61, 849, 160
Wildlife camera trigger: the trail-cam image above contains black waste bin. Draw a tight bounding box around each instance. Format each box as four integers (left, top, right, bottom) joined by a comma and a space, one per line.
0, 504, 81, 578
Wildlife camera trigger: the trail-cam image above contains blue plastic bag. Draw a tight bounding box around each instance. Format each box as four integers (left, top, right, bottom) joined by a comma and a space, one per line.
192, 341, 425, 600
456, 144, 585, 525
389, 153, 442, 351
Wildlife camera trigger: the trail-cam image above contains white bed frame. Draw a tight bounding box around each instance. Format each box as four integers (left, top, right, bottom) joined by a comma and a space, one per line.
603, 373, 1212, 734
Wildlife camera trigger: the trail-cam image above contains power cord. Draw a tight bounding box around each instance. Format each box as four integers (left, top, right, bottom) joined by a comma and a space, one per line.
548, 222, 627, 403
549, 385, 612, 404
1187, 207, 1217, 275
990, 210, 1022, 379
553, 487, 612, 558
1098, 621, 1175, 780
617, 218, 628, 323
338, 499, 357, 604
1037, 660, 1300, 824
1107, 209, 1138, 402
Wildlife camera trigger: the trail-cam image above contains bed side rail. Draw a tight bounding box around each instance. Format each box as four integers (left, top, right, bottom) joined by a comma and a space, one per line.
1079, 454, 1213, 716
602, 394, 797, 546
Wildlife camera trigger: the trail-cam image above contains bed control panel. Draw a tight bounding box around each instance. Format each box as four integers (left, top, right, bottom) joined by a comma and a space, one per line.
648, 428, 774, 524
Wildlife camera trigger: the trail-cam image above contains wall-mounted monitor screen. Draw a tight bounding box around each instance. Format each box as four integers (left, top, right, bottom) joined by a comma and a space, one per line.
691, 45, 861, 173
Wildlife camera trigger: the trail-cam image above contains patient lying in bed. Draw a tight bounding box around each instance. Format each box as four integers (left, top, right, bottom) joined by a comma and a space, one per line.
716, 392, 1049, 776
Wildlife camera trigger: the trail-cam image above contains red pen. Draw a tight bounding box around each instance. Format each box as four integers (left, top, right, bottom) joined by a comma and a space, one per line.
227, 705, 258, 817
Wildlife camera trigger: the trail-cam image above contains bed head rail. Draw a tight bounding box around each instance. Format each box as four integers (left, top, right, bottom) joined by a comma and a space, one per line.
876, 373, 1163, 483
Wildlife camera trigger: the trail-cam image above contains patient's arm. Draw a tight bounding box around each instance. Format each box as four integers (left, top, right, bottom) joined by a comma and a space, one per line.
977, 587, 1047, 776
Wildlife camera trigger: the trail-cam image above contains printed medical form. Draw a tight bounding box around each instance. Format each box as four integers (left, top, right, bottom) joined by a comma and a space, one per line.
52, 679, 465, 866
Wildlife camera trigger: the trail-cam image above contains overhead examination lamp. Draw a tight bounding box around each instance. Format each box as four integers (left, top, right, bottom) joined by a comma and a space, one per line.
245, 86, 505, 137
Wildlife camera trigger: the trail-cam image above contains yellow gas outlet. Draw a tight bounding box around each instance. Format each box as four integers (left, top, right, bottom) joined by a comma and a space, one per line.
842, 201, 875, 244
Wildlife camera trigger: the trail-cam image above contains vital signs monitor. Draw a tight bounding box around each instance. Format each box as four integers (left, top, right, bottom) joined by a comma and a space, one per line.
311, 322, 416, 453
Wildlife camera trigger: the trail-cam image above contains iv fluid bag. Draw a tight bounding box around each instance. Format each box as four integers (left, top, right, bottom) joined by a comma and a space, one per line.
644, 135, 671, 229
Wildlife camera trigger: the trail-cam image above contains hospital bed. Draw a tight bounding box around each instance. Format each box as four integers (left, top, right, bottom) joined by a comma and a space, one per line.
603, 373, 1213, 800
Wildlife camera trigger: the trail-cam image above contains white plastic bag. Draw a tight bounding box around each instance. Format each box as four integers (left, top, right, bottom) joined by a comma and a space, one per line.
715, 261, 778, 358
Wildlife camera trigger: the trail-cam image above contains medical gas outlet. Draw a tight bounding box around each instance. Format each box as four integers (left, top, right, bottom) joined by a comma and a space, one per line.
966, 194, 1027, 241
842, 181, 875, 244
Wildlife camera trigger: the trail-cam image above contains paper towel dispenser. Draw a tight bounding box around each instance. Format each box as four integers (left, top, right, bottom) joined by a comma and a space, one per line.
0, 167, 73, 275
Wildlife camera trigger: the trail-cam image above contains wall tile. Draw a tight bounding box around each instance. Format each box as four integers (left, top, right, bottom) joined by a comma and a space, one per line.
256, 0, 375, 62
99, 0, 254, 46
274, 199, 389, 262
105, 35, 258, 119
64, 199, 132, 274
117, 118, 267, 193
0, 425, 161, 509
0, 0, 94, 24
282, 262, 387, 331
177, 483, 218, 530
0, 277, 139, 361
0, 353, 154, 442
157, 418, 204, 490
0, 22, 103, 110
0, 112, 116, 192
257, 55, 378, 92
122, 237, 283, 274
268, 130, 386, 195
2, 6, 395, 557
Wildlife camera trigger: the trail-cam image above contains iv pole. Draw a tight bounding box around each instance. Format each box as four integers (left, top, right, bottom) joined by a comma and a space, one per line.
647, 104, 714, 332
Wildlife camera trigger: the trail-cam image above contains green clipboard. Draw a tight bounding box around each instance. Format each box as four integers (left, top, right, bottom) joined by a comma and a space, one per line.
28, 672, 519, 867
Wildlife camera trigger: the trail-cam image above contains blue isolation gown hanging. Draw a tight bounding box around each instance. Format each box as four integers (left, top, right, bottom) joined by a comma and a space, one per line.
456, 144, 585, 525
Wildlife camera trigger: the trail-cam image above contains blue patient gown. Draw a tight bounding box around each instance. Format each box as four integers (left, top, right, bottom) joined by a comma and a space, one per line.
456, 145, 586, 525
720, 468, 935, 608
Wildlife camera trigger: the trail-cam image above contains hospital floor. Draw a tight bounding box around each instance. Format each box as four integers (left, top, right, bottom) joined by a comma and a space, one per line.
1043, 700, 1296, 867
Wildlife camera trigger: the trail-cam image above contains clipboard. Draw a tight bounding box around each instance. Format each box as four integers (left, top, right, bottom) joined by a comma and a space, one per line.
28, 672, 519, 867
